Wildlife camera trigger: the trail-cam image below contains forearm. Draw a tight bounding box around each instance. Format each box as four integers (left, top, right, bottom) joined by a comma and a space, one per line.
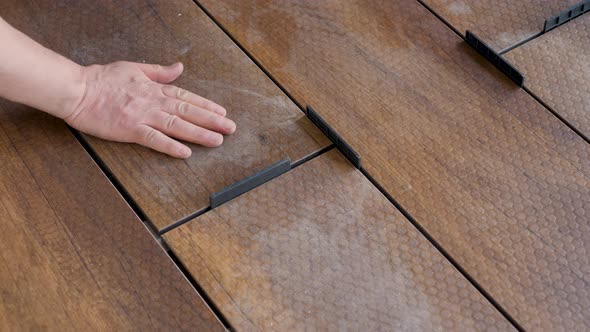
0, 16, 84, 119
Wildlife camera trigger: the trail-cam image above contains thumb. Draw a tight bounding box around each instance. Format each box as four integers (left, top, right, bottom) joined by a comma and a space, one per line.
137, 62, 184, 83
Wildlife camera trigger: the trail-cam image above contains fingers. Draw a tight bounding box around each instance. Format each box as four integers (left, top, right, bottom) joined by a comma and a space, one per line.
166, 99, 236, 135
137, 62, 184, 83
135, 125, 192, 159
147, 111, 224, 148
161, 85, 227, 116
138, 66, 227, 117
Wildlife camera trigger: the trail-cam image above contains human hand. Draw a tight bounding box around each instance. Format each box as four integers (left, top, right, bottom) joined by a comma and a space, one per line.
64, 61, 236, 158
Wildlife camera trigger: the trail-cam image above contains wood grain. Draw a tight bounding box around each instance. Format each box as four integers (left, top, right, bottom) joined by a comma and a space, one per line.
0, 102, 224, 331
197, 0, 590, 329
505, 13, 590, 138
0, 0, 329, 231
165, 150, 513, 331
421, 0, 579, 51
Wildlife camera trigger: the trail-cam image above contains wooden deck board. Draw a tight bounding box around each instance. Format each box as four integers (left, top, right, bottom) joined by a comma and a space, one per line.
0, 0, 329, 231
420, 0, 579, 51
165, 150, 514, 331
197, 0, 590, 329
0, 103, 224, 331
505, 13, 590, 138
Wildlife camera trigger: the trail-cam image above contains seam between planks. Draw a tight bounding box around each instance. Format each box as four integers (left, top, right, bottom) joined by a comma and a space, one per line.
67, 126, 233, 331
523, 86, 590, 143
497, 32, 543, 55
192, 0, 524, 329
158, 144, 336, 234
68, 128, 152, 224
415, 0, 590, 145
360, 169, 524, 331
192, 0, 307, 114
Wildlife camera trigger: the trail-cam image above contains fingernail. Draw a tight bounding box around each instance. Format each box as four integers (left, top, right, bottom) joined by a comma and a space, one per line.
224, 119, 236, 133
210, 133, 223, 146
171, 62, 183, 72
179, 146, 192, 158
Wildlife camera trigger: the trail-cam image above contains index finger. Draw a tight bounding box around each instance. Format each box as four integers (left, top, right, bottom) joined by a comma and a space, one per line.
162, 85, 227, 116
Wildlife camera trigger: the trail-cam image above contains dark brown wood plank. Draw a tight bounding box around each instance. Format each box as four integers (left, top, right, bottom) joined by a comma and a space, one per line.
165, 150, 514, 331
421, 0, 579, 51
0, 102, 224, 330
0, 0, 329, 231
197, 0, 590, 329
505, 13, 590, 138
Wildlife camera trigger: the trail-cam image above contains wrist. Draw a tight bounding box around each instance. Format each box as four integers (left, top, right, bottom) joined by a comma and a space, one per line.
54, 62, 88, 120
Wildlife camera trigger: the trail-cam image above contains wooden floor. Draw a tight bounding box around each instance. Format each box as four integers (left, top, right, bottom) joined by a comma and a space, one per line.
505, 13, 590, 139
0, 103, 223, 330
1, 0, 588, 330
420, 0, 580, 51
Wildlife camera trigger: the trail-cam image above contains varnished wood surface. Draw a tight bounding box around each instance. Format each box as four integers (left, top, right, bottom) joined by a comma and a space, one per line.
198, 0, 590, 329
505, 13, 590, 138
165, 150, 513, 331
0, 0, 329, 231
0, 102, 224, 331
421, 0, 579, 51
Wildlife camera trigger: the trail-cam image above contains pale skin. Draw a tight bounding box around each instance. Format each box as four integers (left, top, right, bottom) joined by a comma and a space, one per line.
0, 17, 236, 159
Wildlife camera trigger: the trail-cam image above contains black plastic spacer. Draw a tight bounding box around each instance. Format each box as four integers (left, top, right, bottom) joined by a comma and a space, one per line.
544, 0, 590, 32
305, 105, 361, 169
465, 30, 525, 87
210, 158, 291, 208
